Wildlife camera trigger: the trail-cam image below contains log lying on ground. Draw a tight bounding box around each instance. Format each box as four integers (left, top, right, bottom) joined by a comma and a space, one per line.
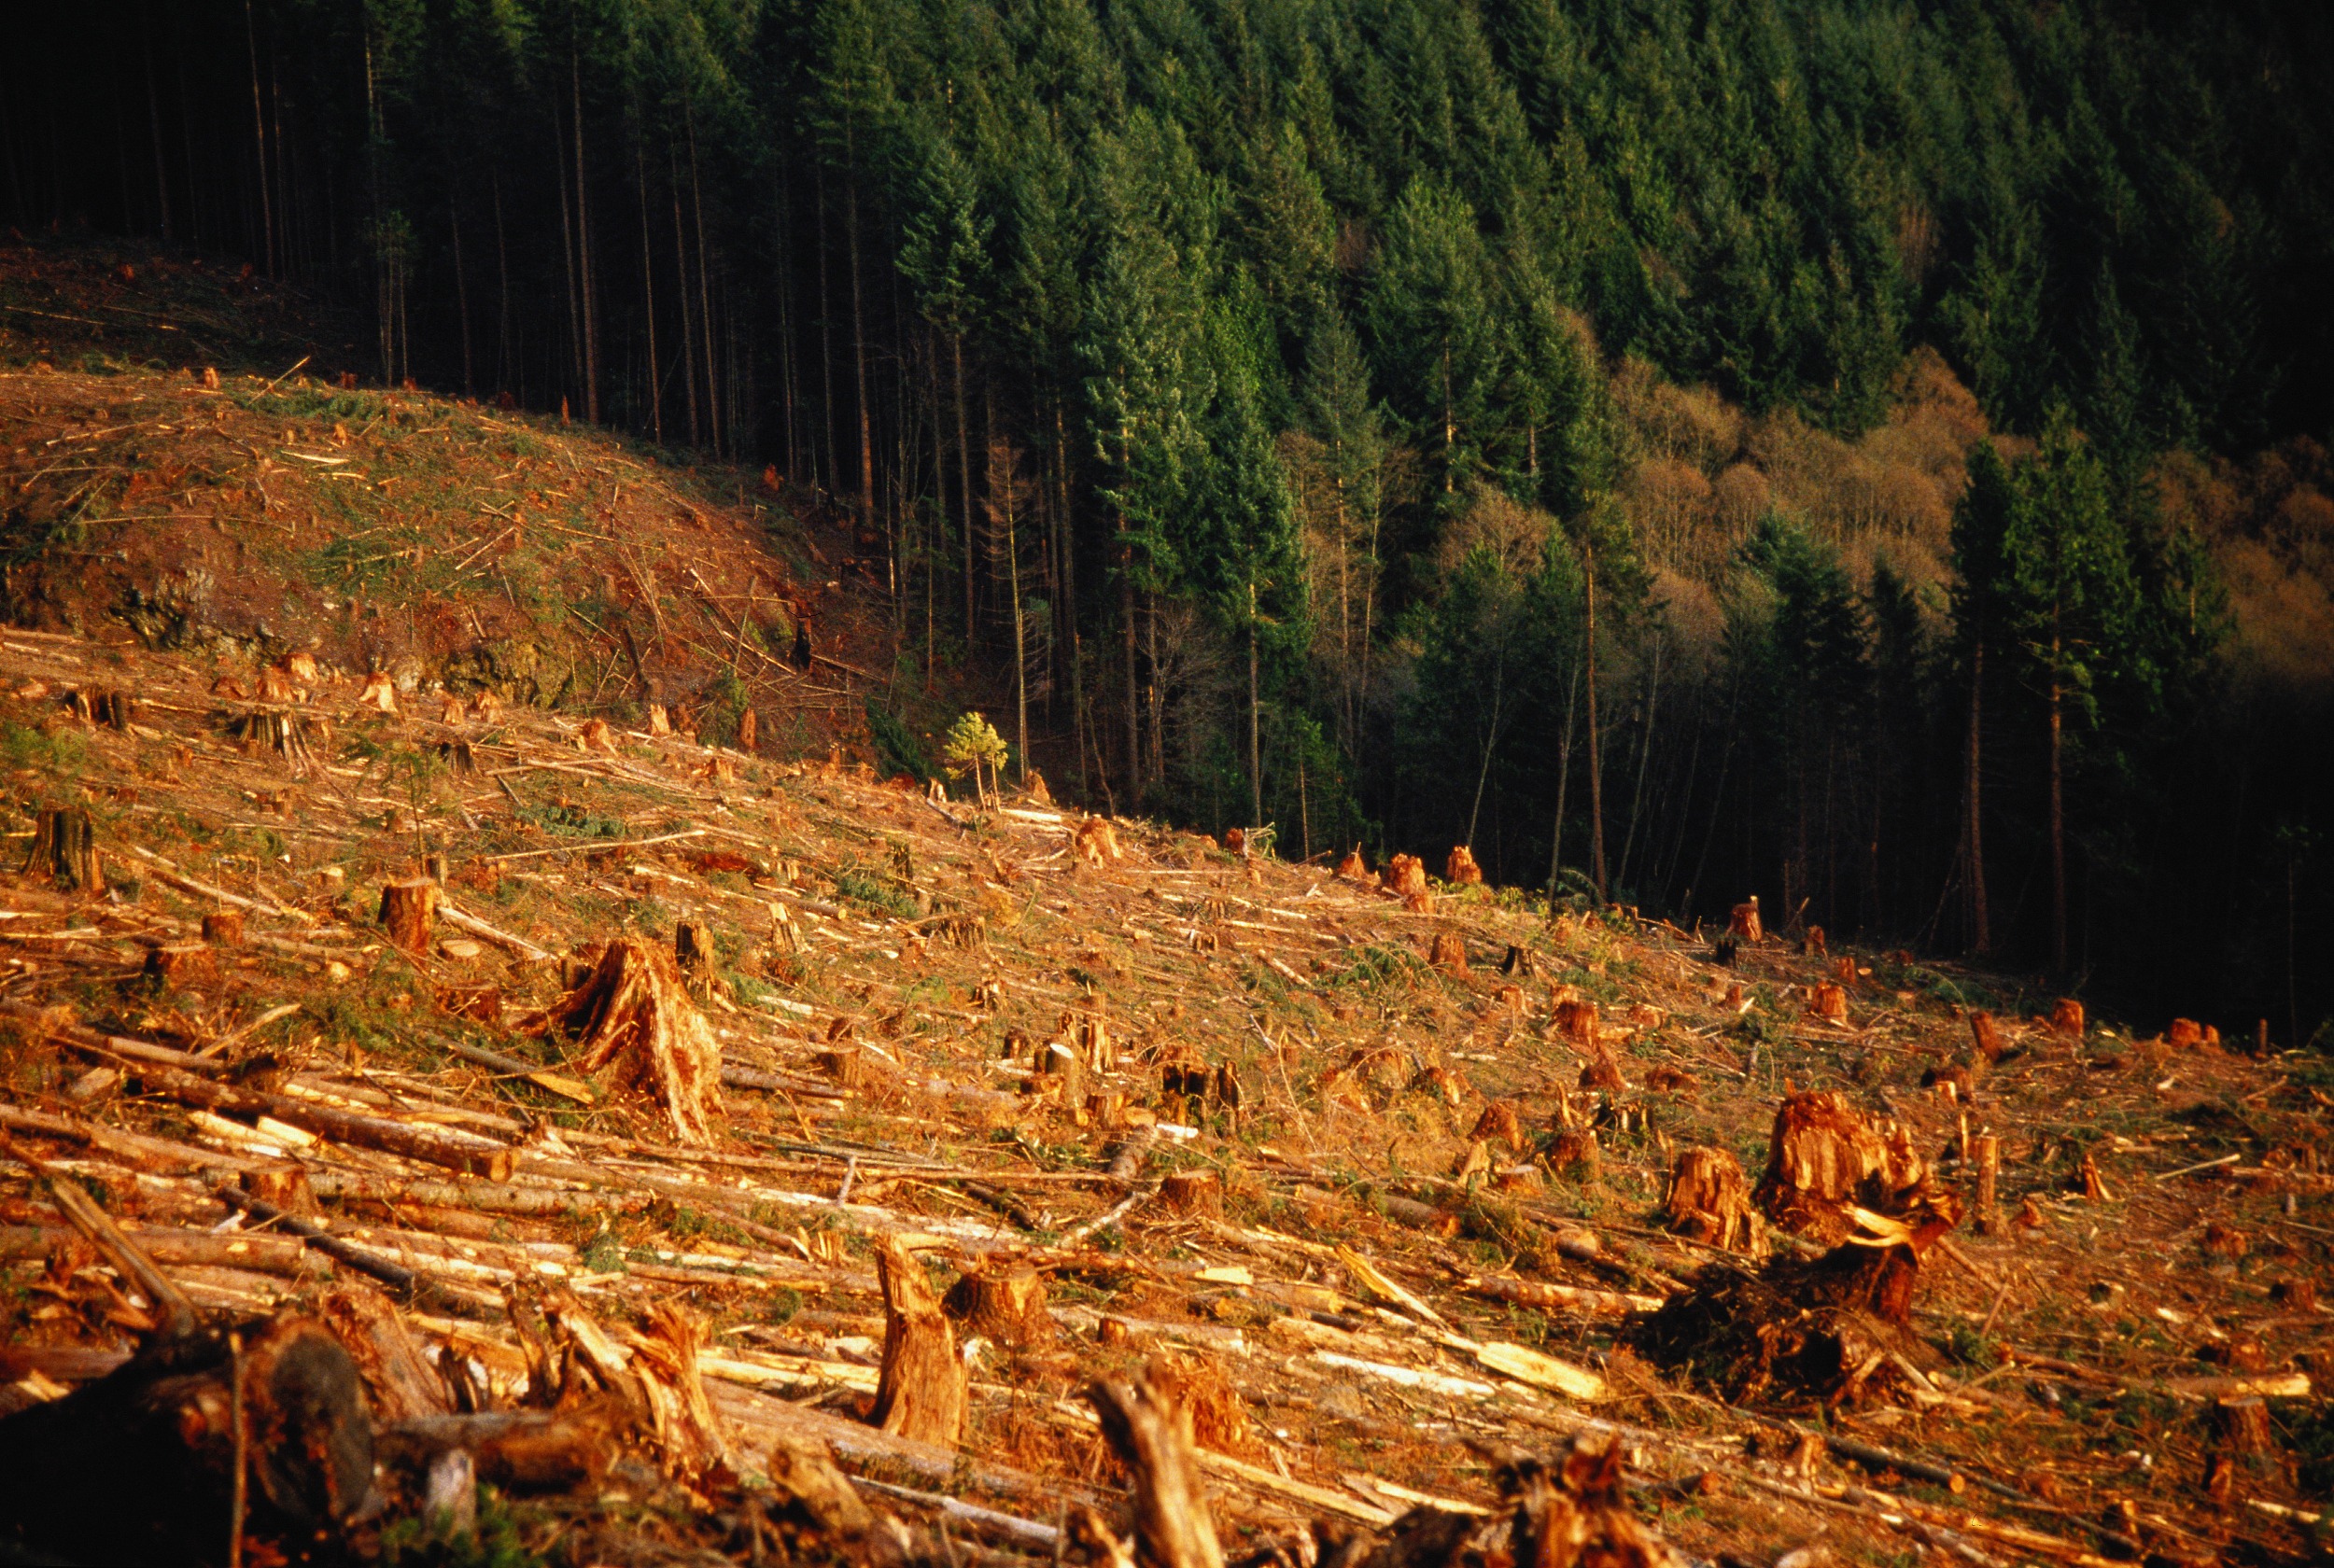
873, 1235, 966, 1444
376, 1402, 628, 1492
0, 1312, 373, 1567
548, 938, 724, 1143
0, 1224, 310, 1276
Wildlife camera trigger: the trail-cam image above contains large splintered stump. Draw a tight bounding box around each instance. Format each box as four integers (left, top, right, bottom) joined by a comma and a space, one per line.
1472, 1100, 1524, 1151
359, 669, 399, 712
1446, 845, 1483, 885
873, 1237, 966, 1445
28, 806, 101, 893
1386, 853, 1427, 899
1427, 928, 1469, 973
0, 1312, 373, 1565
945, 1260, 1054, 1347
2051, 997, 2086, 1038
1728, 894, 1765, 943
1335, 847, 1375, 886
1090, 1368, 1225, 1568
379, 877, 440, 956
1637, 1199, 1962, 1407
1968, 1009, 2004, 1062
1752, 1089, 1895, 1243
626, 1302, 732, 1480
553, 939, 724, 1143
1074, 815, 1121, 870
1664, 1146, 1757, 1252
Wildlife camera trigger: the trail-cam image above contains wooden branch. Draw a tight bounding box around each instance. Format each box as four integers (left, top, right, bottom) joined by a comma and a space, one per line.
438, 899, 553, 961
210, 1186, 500, 1319
121, 845, 314, 923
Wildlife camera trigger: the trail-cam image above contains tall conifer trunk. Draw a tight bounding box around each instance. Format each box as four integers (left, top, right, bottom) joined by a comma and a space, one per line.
1967, 637, 1990, 953
1585, 541, 1608, 901
570, 34, 598, 423
2048, 621, 2067, 971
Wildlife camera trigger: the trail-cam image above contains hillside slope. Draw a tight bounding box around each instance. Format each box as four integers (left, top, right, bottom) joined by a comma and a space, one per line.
0, 620, 2323, 1564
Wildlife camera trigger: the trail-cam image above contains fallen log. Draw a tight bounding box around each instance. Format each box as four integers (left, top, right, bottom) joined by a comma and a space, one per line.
376, 1402, 628, 1491
0, 1225, 310, 1276
211, 1185, 501, 1319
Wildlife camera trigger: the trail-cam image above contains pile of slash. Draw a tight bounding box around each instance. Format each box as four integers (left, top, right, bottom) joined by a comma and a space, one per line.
0, 625, 2327, 1568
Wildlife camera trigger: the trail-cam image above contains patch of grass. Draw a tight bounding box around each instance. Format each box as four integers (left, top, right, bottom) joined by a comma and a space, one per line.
377, 1486, 536, 1568
0, 720, 88, 775
835, 866, 917, 920
1327, 943, 1426, 992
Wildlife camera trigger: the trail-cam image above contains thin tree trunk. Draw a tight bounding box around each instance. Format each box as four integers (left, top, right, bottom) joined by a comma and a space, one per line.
569, 35, 598, 424
243, 0, 271, 276
1546, 658, 1581, 898
1616, 635, 1663, 889
1120, 501, 1140, 802
141, 24, 171, 241
491, 167, 511, 397
1967, 637, 1990, 954
815, 166, 837, 491
1248, 583, 1263, 827
951, 334, 974, 644
634, 146, 658, 441
1465, 651, 1503, 850
2048, 623, 2066, 972
1584, 542, 1608, 901
451, 191, 474, 399
1008, 482, 1028, 779
686, 100, 717, 456
1055, 401, 1086, 798
669, 148, 698, 446
845, 129, 874, 525
553, 96, 582, 410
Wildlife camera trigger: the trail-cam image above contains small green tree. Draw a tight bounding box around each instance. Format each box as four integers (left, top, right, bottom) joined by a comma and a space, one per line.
941, 711, 1008, 806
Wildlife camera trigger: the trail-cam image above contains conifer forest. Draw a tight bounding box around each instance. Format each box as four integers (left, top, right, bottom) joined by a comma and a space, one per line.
5, 0, 2330, 1043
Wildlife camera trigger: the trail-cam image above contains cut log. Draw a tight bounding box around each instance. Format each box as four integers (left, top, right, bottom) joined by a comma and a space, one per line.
1089, 1368, 1225, 1568
1446, 846, 1483, 885
315, 1282, 449, 1421
202, 909, 246, 946
379, 877, 440, 957
1664, 1146, 1756, 1252
1968, 1010, 2004, 1062
944, 1260, 1053, 1347
873, 1237, 966, 1445
2051, 998, 2086, 1038
0, 1313, 373, 1566
27, 806, 101, 893
551, 939, 724, 1144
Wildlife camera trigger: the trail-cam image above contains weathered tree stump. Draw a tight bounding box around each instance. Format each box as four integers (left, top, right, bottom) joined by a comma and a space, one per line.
200, 909, 245, 945
1471, 1100, 1524, 1151
1085, 1090, 1127, 1128
873, 1237, 966, 1445
143, 943, 217, 987
1968, 1010, 2004, 1062
945, 1260, 1053, 1347
2051, 998, 2086, 1038
817, 1045, 863, 1089
1427, 929, 1468, 973
241, 1161, 319, 1217
1549, 1127, 1601, 1182
1039, 1040, 1084, 1103
1579, 1043, 1627, 1093
1665, 1146, 1756, 1252
1501, 943, 1537, 977
1973, 1133, 2001, 1235
1810, 983, 1849, 1023
1446, 845, 1483, 885
1090, 1369, 1225, 1568
359, 670, 399, 712
1554, 999, 1599, 1043
674, 919, 710, 975
553, 939, 724, 1144
1386, 853, 1427, 899
1160, 1170, 1222, 1219
1802, 924, 1827, 957
379, 877, 440, 956
1728, 895, 1765, 943
2217, 1395, 2273, 1459
1753, 1089, 1895, 1242
737, 707, 757, 752
434, 985, 505, 1027
28, 807, 101, 893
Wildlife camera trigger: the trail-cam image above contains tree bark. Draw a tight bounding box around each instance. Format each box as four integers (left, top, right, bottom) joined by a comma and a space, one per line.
378, 878, 439, 957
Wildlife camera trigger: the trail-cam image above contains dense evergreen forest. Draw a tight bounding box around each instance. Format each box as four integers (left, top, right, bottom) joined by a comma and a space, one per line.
4, 0, 2330, 1044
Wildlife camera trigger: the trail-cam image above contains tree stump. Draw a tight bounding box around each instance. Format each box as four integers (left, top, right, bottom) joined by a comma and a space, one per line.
554, 939, 724, 1144
1501, 944, 1537, 977
1664, 1146, 1756, 1252
1728, 896, 1764, 943
2051, 998, 2086, 1038
1085, 1090, 1127, 1128
28, 807, 101, 893
1802, 924, 1827, 957
2168, 1017, 2203, 1048
241, 1161, 319, 1217
1445, 845, 1483, 885
1752, 1089, 1893, 1242
1160, 1170, 1222, 1219
1973, 1133, 2001, 1235
434, 985, 505, 1027
1427, 929, 1468, 973
2217, 1395, 2273, 1460
737, 707, 757, 751
1549, 1127, 1601, 1182
873, 1237, 966, 1445
945, 1261, 1053, 1347
1039, 1040, 1085, 1103
1554, 999, 1598, 1043
1089, 1369, 1225, 1568
1385, 853, 1427, 899
817, 1046, 864, 1089
1830, 956, 1858, 987
201, 908, 245, 945
143, 943, 217, 987
1579, 1043, 1627, 1093
1334, 847, 1373, 885
379, 877, 440, 956
1471, 1100, 1524, 1151
359, 670, 399, 712
1968, 1010, 2004, 1062
647, 703, 672, 736
1810, 983, 1849, 1024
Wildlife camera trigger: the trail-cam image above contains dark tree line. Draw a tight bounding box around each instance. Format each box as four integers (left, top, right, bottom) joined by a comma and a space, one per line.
3, 0, 2329, 1043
